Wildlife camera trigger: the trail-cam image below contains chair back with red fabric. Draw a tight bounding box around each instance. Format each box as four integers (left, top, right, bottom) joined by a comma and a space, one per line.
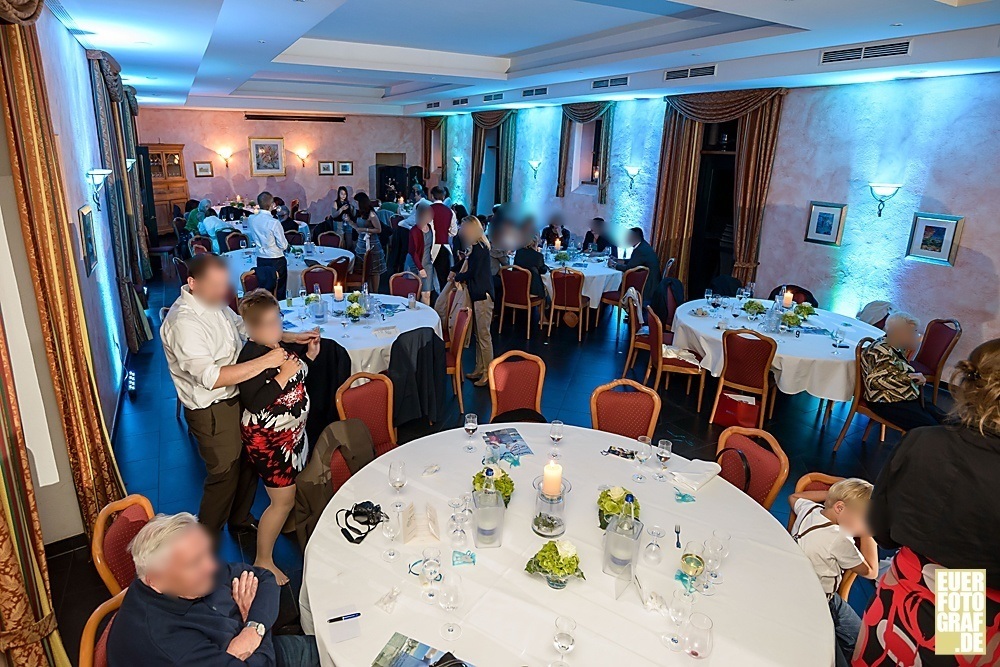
347, 251, 372, 287
327, 256, 351, 284
191, 244, 209, 256
285, 231, 304, 245
317, 231, 341, 248
645, 306, 664, 351
330, 449, 353, 494
621, 266, 649, 298
720, 330, 776, 391
302, 266, 338, 294
80, 590, 126, 667
172, 257, 189, 283
389, 272, 421, 298
240, 269, 259, 294
188, 235, 213, 256
91, 495, 154, 595
336, 373, 397, 456
716, 427, 788, 509
488, 351, 545, 417
450, 307, 472, 355
294, 211, 311, 224
853, 337, 877, 408
500, 265, 533, 307
171, 216, 186, 240
665, 285, 679, 329
390, 214, 404, 229
787, 472, 844, 529
590, 379, 661, 440
442, 288, 459, 343
551, 268, 584, 309
225, 232, 249, 251
913, 319, 961, 376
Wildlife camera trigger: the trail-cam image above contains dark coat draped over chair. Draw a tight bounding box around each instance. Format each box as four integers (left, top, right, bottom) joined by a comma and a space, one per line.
384, 328, 447, 425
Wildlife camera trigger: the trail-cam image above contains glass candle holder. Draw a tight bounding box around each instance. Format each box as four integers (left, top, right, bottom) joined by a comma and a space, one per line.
532, 476, 572, 538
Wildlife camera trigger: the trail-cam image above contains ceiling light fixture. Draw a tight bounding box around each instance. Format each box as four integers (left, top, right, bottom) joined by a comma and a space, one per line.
527, 159, 541, 179
869, 183, 902, 217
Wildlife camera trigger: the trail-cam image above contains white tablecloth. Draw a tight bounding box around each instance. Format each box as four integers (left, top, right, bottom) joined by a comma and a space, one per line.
673, 299, 884, 402
542, 258, 622, 310
300, 424, 834, 667
282, 294, 441, 374
223, 246, 355, 296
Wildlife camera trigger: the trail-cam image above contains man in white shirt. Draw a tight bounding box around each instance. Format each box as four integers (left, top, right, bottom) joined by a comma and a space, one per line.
247, 191, 289, 299
200, 208, 228, 253
161, 254, 317, 537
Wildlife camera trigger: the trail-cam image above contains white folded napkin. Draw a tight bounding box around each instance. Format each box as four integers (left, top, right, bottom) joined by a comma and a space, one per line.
662, 345, 699, 364
670, 458, 722, 492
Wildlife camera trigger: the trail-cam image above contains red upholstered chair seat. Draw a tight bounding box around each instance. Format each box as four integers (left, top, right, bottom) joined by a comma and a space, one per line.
337, 375, 396, 456
601, 289, 620, 302
718, 432, 785, 509
909, 360, 932, 375
102, 504, 150, 591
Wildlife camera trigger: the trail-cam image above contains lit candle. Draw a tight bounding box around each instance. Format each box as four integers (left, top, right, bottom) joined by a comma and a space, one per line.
334, 284, 343, 300
782, 291, 793, 308
542, 460, 563, 497
554, 238, 561, 250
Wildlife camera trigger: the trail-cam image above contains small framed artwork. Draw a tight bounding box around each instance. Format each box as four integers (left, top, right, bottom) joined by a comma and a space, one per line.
248, 137, 285, 177
906, 212, 965, 266
193, 161, 214, 178
337, 160, 354, 176
804, 201, 847, 246
78, 205, 98, 277
318, 161, 335, 176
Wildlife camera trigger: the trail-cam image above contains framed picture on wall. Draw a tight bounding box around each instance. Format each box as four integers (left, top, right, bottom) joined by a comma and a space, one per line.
318, 161, 335, 176
804, 201, 847, 246
77, 205, 98, 277
193, 161, 214, 177
337, 160, 354, 176
249, 137, 285, 177
906, 212, 965, 266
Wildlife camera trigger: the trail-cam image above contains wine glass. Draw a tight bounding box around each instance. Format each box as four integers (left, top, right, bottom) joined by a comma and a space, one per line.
550, 616, 576, 667
680, 541, 705, 578
712, 529, 732, 560
832, 326, 846, 355
549, 420, 564, 459
240, 239, 248, 254
381, 511, 400, 562
644, 525, 666, 565
703, 289, 713, 303
704, 537, 726, 586
339, 317, 350, 339
438, 572, 464, 640
420, 548, 441, 604
682, 612, 714, 659
633, 436, 651, 483
298, 288, 308, 321
463, 414, 479, 453
653, 440, 672, 482
731, 302, 741, 321
460, 492, 475, 522
388, 461, 406, 512
661, 590, 693, 651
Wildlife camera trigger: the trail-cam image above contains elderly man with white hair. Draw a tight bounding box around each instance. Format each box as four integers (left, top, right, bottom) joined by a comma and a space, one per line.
860, 311, 947, 432
107, 513, 319, 667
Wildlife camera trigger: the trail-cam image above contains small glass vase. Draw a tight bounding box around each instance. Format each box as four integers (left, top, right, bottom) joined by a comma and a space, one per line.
545, 574, 569, 590
532, 476, 571, 538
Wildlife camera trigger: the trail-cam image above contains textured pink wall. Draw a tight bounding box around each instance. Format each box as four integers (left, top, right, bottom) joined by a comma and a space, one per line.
138, 109, 425, 217
757, 73, 1000, 373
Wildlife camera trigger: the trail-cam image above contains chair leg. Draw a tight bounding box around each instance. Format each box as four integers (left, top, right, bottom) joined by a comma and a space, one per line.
454, 373, 465, 415
862, 420, 874, 443
577, 309, 583, 342
643, 356, 653, 384
686, 375, 693, 394
498, 304, 505, 334
547, 304, 556, 337
768, 385, 777, 420
708, 385, 723, 425
932, 378, 940, 405
879, 424, 886, 442
824, 400, 834, 424
833, 405, 856, 452
696, 372, 706, 412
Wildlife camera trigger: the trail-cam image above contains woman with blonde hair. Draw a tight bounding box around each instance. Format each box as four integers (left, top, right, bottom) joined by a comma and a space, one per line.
855, 338, 1000, 666
449, 216, 494, 386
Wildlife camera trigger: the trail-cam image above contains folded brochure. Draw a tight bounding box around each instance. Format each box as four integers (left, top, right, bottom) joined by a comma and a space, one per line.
481, 427, 533, 457
372, 632, 476, 667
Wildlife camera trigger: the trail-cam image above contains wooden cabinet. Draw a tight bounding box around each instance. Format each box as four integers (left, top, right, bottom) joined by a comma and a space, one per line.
143, 143, 190, 237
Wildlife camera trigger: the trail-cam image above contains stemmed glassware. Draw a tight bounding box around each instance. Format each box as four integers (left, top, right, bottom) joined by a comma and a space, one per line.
643, 525, 666, 564
703, 538, 726, 587
653, 440, 672, 482
681, 612, 714, 659
298, 289, 308, 320
661, 590, 693, 651
339, 317, 350, 339
633, 436, 652, 483
464, 414, 479, 453
550, 616, 576, 667
680, 541, 706, 579
447, 497, 468, 548
832, 326, 846, 355
381, 510, 400, 562
438, 572, 464, 640
388, 461, 406, 512
420, 548, 442, 604
549, 420, 564, 458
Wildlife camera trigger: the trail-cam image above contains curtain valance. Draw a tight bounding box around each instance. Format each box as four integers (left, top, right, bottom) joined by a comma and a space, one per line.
665, 88, 785, 124
555, 101, 615, 202
472, 109, 516, 130
0, 0, 41, 25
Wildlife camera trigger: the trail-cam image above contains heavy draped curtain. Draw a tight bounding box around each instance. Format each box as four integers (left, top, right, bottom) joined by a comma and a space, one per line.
470, 109, 517, 215
421, 116, 447, 183
651, 88, 785, 287
0, 0, 41, 24
88, 50, 152, 353
1, 21, 125, 541
555, 101, 615, 203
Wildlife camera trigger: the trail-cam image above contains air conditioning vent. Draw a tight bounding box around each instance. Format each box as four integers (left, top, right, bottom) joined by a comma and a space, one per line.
609, 76, 629, 87
451, 98, 469, 106
689, 65, 716, 78
821, 41, 910, 65
664, 68, 690, 81
243, 113, 345, 123
426, 101, 441, 109
863, 41, 910, 58
521, 87, 548, 98
664, 65, 716, 81
483, 92, 504, 102
592, 79, 610, 89
820, 47, 863, 64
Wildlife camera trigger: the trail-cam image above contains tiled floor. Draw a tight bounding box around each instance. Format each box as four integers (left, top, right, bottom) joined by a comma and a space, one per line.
51, 275, 938, 663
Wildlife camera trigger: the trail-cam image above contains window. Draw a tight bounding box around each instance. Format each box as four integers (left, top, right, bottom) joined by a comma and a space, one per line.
569, 118, 605, 194
430, 127, 442, 173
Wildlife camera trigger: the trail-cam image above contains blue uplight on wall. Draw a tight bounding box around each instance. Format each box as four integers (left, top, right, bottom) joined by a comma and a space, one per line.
608, 99, 666, 243
446, 114, 473, 208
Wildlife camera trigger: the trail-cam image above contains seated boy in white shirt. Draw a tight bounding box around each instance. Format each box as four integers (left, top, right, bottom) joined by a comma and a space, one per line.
789, 478, 878, 667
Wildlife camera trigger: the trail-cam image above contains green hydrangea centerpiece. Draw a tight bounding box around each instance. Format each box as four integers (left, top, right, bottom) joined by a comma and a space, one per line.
597, 486, 640, 529
525, 540, 585, 588
472, 465, 514, 506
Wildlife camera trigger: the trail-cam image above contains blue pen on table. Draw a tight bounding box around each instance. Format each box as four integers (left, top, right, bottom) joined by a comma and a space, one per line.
327, 612, 361, 624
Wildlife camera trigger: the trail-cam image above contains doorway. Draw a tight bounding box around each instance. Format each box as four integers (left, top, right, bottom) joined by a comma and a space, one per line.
688, 120, 737, 299
476, 127, 499, 215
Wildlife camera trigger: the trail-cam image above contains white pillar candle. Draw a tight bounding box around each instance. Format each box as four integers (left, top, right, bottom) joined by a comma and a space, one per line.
542, 460, 563, 497
782, 291, 793, 308
554, 238, 561, 250
334, 284, 344, 300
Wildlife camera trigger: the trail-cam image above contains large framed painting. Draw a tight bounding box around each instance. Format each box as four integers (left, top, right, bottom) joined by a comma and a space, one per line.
804, 201, 847, 246
249, 137, 285, 177
906, 212, 965, 266
78, 205, 98, 276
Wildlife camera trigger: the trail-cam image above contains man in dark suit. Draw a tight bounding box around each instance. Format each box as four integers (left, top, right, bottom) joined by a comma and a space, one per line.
513, 236, 549, 300
614, 227, 660, 305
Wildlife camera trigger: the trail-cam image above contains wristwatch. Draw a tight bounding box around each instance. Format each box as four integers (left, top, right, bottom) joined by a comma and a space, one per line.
245, 621, 266, 637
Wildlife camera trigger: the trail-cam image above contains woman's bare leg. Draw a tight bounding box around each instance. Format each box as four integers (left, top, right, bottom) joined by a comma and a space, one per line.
255, 484, 296, 585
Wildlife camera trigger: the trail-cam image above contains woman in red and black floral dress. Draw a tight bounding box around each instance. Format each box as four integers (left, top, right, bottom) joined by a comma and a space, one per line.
237, 289, 319, 585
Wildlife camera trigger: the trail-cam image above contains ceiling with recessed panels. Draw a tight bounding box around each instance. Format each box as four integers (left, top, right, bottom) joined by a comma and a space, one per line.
48, 0, 1000, 115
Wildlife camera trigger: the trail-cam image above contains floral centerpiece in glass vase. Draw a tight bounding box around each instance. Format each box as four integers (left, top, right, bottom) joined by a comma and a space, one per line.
793, 303, 816, 320
554, 251, 570, 267
742, 299, 766, 320
473, 465, 514, 506
597, 486, 640, 529
346, 291, 362, 304
525, 540, 585, 589
780, 311, 802, 328
345, 302, 364, 322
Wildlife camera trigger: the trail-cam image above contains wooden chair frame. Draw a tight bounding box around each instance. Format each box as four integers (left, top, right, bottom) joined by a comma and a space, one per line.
301, 265, 339, 294
446, 307, 474, 414
346, 251, 372, 290
498, 265, 544, 340
284, 230, 305, 245
600, 265, 648, 329
621, 295, 648, 377
335, 372, 397, 450
239, 269, 258, 294
224, 231, 249, 252
388, 271, 421, 298
172, 256, 189, 285
79, 589, 127, 667
92, 494, 154, 595
644, 306, 706, 412
716, 426, 789, 510
316, 231, 341, 248
833, 337, 906, 452
547, 268, 590, 342
915, 318, 962, 405
590, 378, 661, 439
188, 234, 213, 256
487, 351, 546, 419
708, 329, 777, 429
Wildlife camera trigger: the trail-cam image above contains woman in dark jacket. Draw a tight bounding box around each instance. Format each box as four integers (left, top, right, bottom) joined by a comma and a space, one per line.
513, 235, 548, 299
449, 216, 494, 386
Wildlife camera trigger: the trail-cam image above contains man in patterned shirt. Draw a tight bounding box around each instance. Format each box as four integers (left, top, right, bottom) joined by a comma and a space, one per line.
860, 312, 946, 431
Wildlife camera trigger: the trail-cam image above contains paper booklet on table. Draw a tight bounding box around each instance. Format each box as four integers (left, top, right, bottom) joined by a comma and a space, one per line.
401, 501, 440, 544
372, 326, 399, 340
481, 427, 533, 457
372, 632, 477, 667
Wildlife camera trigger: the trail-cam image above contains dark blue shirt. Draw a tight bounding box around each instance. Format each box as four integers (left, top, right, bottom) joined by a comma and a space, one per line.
108, 562, 279, 666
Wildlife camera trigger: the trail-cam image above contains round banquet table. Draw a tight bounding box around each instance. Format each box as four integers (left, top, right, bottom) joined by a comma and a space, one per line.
542, 256, 623, 310
281, 294, 441, 374
300, 424, 834, 667
673, 299, 884, 403
222, 246, 354, 297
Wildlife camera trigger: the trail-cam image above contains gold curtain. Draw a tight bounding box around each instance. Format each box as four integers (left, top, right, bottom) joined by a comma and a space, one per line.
0, 0, 41, 24
1, 23, 125, 537
421, 116, 447, 183
555, 101, 615, 203
651, 88, 785, 287
470, 109, 517, 215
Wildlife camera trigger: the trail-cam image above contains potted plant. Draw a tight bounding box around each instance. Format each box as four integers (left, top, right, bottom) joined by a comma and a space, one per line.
346, 302, 364, 322
472, 465, 514, 506
304, 293, 320, 306
597, 486, 640, 529
525, 540, 585, 589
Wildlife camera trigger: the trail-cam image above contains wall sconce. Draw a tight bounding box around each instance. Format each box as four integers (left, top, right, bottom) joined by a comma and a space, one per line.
624, 165, 641, 190
452, 155, 462, 167
86, 169, 113, 210
527, 159, 541, 179
217, 149, 233, 168
869, 183, 902, 217
125, 158, 136, 171
295, 149, 309, 167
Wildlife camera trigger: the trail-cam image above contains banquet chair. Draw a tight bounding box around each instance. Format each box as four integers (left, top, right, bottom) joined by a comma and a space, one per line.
172, 257, 189, 284
294, 210, 311, 225
547, 268, 590, 341
327, 256, 351, 285
214, 228, 238, 252
317, 231, 341, 248
301, 266, 338, 294
621, 293, 649, 377
833, 337, 907, 452
239, 269, 259, 294
708, 329, 777, 429
91, 494, 155, 595
715, 426, 789, 510
188, 235, 213, 256
487, 351, 547, 423
856, 301, 893, 329
600, 266, 648, 329
225, 231, 249, 252
911, 318, 962, 405
661, 257, 676, 280
335, 373, 397, 456
644, 307, 706, 412
346, 251, 371, 290
285, 230, 305, 245
388, 271, 421, 298
191, 244, 209, 256
446, 307, 473, 414
441, 287, 459, 345
767, 284, 819, 308
499, 265, 544, 340
79, 589, 127, 667
145, 228, 177, 279
590, 379, 661, 440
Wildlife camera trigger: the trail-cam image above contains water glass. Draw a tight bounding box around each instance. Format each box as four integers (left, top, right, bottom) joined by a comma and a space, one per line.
653, 440, 672, 482
832, 326, 846, 355
704, 289, 713, 302
549, 420, 564, 459
381, 511, 400, 562
407, 293, 417, 309
705, 537, 726, 585
633, 436, 652, 483
420, 548, 442, 603
712, 529, 732, 560
388, 461, 406, 512
682, 612, 714, 659
551, 616, 576, 667
661, 590, 693, 651
438, 572, 464, 641
463, 414, 479, 453
643, 525, 666, 565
